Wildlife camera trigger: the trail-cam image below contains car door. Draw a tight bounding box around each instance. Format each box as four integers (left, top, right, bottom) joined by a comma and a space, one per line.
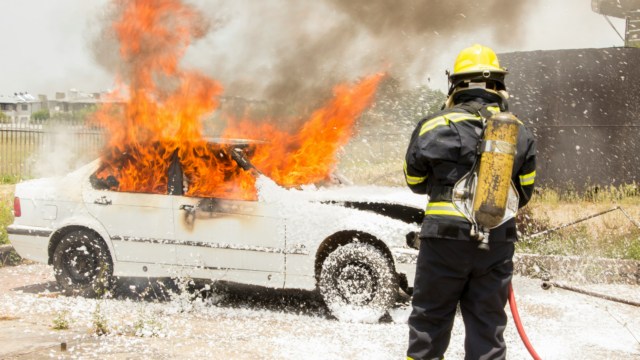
171, 195, 285, 286
83, 183, 176, 265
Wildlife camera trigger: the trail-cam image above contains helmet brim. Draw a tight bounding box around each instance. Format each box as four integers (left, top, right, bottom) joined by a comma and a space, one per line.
450, 68, 508, 78
448, 70, 507, 95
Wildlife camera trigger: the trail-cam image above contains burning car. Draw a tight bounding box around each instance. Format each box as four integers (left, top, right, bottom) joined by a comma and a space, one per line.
8, 140, 425, 320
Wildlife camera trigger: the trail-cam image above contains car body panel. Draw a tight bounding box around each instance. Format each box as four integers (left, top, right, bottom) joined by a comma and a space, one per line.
171, 196, 285, 274
9, 155, 423, 293
83, 185, 177, 265
287, 209, 418, 290
5, 224, 51, 263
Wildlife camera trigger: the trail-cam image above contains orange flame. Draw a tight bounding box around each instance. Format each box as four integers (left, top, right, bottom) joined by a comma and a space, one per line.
93, 0, 381, 200
224, 73, 383, 187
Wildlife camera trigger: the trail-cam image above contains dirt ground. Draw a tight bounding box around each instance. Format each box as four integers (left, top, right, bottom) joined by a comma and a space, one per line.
0, 263, 639, 359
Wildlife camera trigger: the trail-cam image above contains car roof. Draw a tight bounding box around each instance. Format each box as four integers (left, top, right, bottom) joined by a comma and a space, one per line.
202, 138, 267, 148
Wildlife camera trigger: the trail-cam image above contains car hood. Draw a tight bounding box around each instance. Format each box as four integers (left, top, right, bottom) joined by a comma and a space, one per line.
296, 184, 427, 209
253, 175, 426, 226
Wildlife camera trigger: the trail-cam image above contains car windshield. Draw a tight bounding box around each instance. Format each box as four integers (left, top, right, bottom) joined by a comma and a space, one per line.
90, 140, 260, 201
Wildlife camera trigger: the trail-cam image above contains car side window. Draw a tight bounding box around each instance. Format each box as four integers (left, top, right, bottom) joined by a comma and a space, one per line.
88, 143, 258, 200
89, 145, 172, 194
90, 171, 119, 191
180, 145, 258, 201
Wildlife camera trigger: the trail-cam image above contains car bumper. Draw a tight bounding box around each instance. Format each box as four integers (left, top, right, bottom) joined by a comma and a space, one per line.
7, 225, 52, 264
392, 248, 418, 287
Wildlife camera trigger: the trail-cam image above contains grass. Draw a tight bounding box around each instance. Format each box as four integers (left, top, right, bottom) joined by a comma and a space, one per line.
0, 185, 13, 246
52, 311, 70, 330
0, 131, 41, 183
0, 175, 21, 185
516, 187, 640, 260
533, 184, 640, 205
93, 303, 109, 336
133, 311, 163, 337
517, 223, 640, 260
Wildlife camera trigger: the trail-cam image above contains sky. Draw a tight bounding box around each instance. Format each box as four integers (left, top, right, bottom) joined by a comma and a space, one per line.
0, 0, 628, 98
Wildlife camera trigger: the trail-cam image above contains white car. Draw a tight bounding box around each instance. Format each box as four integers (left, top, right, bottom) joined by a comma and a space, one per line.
8, 140, 424, 320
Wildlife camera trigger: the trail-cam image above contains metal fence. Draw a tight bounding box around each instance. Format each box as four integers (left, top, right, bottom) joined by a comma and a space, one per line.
0, 125, 104, 180
0, 123, 411, 184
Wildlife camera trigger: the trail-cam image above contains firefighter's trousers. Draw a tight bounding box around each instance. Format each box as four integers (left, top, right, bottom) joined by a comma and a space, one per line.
407, 238, 514, 360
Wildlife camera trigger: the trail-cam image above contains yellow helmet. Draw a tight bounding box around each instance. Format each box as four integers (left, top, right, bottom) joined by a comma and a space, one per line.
448, 44, 508, 95
452, 44, 506, 76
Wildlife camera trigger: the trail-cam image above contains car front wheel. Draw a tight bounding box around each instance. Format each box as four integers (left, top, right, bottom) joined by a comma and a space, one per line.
52, 230, 113, 297
319, 243, 397, 322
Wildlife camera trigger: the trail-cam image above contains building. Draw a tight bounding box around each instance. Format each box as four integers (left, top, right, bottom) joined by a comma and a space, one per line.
500, 47, 640, 190
47, 89, 106, 116
0, 92, 44, 125
0, 89, 112, 126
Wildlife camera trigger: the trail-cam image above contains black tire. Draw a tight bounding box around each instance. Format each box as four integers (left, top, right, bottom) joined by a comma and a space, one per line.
52, 230, 113, 297
319, 243, 397, 322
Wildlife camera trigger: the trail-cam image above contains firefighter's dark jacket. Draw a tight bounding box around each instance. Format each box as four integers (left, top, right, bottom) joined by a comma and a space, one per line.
404, 94, 536, 242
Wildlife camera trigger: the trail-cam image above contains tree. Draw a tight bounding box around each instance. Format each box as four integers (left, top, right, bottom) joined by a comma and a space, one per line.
50, 105, 99, 125
31, 109, 50, 123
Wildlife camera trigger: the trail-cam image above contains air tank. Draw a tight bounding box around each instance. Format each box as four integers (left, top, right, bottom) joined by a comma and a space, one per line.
473, 112, 520, 228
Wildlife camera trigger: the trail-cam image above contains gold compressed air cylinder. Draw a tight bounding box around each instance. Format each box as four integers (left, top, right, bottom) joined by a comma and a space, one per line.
472, 112, 520, 229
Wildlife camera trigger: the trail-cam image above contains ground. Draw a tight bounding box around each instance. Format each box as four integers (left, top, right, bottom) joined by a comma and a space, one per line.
0, 263, 638, 359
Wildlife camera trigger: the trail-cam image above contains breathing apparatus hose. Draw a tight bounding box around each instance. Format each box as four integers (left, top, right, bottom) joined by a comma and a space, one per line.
508, 282, 542, 360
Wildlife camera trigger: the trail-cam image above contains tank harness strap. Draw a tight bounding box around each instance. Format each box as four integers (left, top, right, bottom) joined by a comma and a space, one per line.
429, 186, 454, 202
480, 139, 517, 155
483, 105, 501, 116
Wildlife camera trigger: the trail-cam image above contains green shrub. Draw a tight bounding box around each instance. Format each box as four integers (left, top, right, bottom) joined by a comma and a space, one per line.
50, 105, 98, 125
52, 311, 70, 330
625, 237, 640, 260
93, 303, 109, 336
31, 109, 50, 123
0, 201, 12, 245
0, 175, 20, 185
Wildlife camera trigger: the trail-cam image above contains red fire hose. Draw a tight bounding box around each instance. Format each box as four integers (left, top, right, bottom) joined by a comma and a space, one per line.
508, 282, 542, 360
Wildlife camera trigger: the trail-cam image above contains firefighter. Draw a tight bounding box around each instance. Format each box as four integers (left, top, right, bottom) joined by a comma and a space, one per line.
404, 44, 536, 360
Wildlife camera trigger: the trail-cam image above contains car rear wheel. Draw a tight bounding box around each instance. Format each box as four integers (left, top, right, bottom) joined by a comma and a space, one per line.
53, 230, 113, 297
319, 243, 397, 322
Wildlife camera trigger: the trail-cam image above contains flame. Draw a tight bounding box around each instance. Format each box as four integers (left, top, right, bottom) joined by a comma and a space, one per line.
93, 0, 381, 200
223, 73, 384, 187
